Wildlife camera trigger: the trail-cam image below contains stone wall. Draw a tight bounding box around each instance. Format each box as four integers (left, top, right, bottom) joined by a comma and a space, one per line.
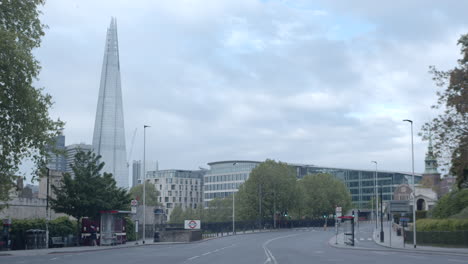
158, 230, 202, 242
0, 197, 65, 220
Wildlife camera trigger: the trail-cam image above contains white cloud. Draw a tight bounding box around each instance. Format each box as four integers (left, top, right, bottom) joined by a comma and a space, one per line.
22, 0, 467, 182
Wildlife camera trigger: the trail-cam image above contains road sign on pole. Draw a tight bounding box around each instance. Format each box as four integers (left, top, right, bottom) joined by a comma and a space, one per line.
184, 220, 201, 230
335, 207, 342, 217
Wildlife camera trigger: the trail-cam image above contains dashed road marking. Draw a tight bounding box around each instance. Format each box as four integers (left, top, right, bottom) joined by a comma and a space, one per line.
187, 256, 199, 261
448, 259, 466, 263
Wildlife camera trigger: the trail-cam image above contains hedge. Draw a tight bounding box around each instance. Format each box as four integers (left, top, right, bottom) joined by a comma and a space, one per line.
10, 217, 76, 250
431, 189, 468, 218
416, 218, 468, 231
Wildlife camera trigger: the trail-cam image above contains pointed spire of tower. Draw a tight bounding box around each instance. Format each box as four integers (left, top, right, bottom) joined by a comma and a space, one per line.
92, 17, 128, 188
424, 133, 438, 174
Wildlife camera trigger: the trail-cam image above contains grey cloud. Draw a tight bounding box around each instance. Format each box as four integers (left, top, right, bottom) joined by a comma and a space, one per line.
26, 0, 466, 180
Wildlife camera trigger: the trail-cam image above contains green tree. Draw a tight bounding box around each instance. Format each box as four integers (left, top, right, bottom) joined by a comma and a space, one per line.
421, 34, 468, 188
298, 173, 352, 218
431, 189, 468, 218
0, 0, 64, 207
128, 183, 160, 206
237, 160, 297, 225
169, 205, 184, 224
50, 151, 131, 243
204, 198, 232, 223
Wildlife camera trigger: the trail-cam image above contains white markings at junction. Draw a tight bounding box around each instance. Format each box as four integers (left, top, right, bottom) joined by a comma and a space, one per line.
263, 233, 301, 264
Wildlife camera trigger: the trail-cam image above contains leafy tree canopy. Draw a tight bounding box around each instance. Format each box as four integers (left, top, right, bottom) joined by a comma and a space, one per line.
50, 151, 131, 240
298, 173, 352, 218
0, 0, 64, 204
129, 183, 160, 207
421, 34, 468, 188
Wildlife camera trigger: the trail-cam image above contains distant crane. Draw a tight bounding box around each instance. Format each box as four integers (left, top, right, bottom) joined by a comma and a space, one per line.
127, 128, 137, 168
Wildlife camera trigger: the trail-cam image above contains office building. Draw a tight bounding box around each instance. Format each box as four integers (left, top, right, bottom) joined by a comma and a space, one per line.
146, 169, 205, 219
203, 160, 422, 208
65, 143, 92, 176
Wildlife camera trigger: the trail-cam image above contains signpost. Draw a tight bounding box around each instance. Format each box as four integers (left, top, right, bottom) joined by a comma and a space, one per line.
184, 220, 201, 230
335, 207, 342, 245
389, 200, 410, 213
131, 200, 138, 214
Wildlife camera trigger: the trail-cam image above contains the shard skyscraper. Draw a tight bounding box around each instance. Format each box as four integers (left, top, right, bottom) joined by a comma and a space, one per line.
92, 18, 128, 188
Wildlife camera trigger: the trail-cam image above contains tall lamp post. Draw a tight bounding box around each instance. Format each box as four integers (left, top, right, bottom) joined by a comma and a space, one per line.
232, 163, 237, 235
45, 167, 50, 248
371, 161, 378, 229
403, 119, 417, 248
143, 125, 150, 244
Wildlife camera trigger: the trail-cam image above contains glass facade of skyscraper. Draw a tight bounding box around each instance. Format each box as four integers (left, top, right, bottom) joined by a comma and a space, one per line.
204, 160, 422, 208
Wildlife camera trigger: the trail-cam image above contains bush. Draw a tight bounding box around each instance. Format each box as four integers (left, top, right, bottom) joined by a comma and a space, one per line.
125, 217, 136, 241
416, 211, 427, 220
10, 218, 46, 250
416, 218, 468, 231
49, 216, 76, 237
10, 217, 76, 250
431, 189, 468, 218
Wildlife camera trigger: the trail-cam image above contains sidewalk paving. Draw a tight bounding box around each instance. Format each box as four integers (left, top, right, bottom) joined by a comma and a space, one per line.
329, 222, 468, 256
372, 222, 468, 255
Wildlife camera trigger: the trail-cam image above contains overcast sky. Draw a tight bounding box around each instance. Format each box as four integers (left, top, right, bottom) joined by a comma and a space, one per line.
27, 0, 468, 179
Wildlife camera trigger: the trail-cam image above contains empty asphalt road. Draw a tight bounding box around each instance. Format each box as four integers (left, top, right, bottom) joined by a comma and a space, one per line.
2, 226, 467, 264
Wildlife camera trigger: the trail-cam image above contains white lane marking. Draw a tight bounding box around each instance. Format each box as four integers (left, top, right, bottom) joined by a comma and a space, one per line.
359, 238, 364, 241
448, 259, 466, 263
263, 234, 300, 264
186, 244, 235, 262
314, 250, 324, 254
50, 257, 58, 261
367, 238, 372, 241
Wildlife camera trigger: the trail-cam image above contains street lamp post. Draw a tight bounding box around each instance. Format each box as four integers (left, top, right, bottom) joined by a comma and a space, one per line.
45, 167, 50, 248
232, 162, 237, 235
143, 125, 150, 244
371, 161, 378, 229
403, 119, 417, 248
380, 184, 384, 242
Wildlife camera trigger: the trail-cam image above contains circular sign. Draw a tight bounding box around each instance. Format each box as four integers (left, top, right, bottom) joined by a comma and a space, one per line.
131, 200, 138, 206
188, 220, 197, 229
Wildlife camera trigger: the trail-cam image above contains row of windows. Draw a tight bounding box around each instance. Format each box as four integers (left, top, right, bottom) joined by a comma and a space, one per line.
161, 196, 201, 203
204, 182, 242, 191
210, 163, 258, 174
161, 190, 200, 197
157, 184, 199, 191
204, 191, 234, 200
166, 202, 198, 209
352, 194, 393, 201
205, 173, 248, 183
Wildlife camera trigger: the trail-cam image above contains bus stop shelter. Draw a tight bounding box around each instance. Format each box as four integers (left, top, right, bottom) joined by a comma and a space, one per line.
100, 210, 130, 246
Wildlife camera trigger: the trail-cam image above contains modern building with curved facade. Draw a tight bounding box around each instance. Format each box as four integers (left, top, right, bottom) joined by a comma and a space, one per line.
203, 160, 422, 208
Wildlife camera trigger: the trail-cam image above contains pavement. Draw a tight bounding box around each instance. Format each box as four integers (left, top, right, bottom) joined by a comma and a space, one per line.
372, 220, 468, 255
329, 220, 468, 256
2, 224, 468, 264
